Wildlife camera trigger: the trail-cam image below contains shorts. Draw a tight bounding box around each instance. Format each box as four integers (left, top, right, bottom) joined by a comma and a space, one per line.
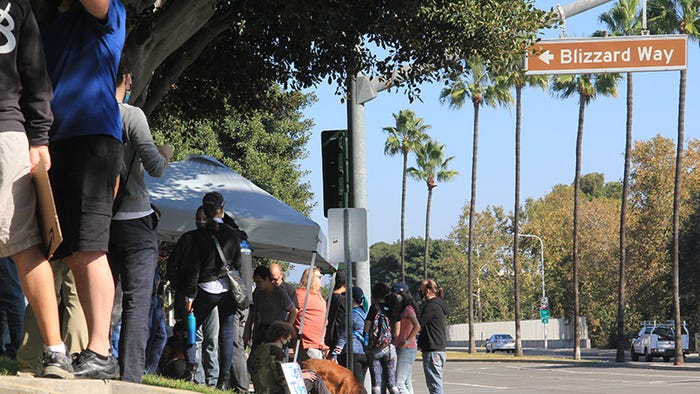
0, 132, 42, 257
49, 135, 123, 260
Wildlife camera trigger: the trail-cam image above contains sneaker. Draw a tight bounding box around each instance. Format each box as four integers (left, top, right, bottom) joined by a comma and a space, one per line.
71, 349, 119, 379
41, 350, 74, 379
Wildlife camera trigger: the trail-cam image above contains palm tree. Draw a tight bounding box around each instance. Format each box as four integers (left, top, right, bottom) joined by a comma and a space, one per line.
504, 70, 548, 357
648, 0, 700, 366
382, 110, 430, 282
551, 72, 621, 360
407, 139, 459, 279
440, 55, 512, 353
600, 0, 642, 364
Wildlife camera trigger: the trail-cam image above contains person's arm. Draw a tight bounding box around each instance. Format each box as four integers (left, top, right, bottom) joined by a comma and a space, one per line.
404, 309, 421, 347
286, 306, 298, 324
81, 0, 110, 19
123, 105, 171, 177
243, 304, 256, 345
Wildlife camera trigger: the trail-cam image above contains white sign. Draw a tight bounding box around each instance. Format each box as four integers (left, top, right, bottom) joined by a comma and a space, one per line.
328, 208, 368, 263
280, 362, 308, 394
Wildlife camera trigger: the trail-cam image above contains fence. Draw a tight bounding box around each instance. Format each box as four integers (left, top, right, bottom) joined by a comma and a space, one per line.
447, 317, 590, 349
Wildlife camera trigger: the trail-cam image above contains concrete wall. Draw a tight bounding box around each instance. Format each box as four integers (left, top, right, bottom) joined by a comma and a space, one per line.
447, 317, 590, 349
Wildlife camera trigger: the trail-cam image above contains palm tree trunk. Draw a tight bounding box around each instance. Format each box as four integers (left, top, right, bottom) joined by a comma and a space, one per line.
423, 186, 434, 279
616, 72, 632, 363
467, 101, 480, 354
513, 85, 523, 357
672, 68, 686, 365
401, 152, 408, 282
573, 94, 585, 361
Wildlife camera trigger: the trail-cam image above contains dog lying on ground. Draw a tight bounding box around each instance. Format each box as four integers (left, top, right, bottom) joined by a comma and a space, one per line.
300, 358, 364, 394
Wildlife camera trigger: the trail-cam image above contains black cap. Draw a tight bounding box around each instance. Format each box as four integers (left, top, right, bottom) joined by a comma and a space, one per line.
202, 192, 224, 210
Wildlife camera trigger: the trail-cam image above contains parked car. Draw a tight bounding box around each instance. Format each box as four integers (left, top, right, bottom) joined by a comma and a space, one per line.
631, 320, 689, 362
485, 334, 515, 353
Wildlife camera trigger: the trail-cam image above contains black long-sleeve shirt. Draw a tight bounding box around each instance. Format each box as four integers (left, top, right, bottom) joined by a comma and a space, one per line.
417, 297, 448, 352
0, 0, 53, 145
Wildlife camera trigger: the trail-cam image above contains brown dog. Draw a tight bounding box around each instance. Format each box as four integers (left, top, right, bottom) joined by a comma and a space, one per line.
300, 359, 364, 394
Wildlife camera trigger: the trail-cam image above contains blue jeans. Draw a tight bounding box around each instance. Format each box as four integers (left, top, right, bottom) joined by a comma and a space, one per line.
186, 290, 236, 383
195, 306, 219, 386
109, 214, 159, 383
396, 347, 417, 394
0, 257, 24, 360
421, 351, 446, 394
144, 274, 167, 374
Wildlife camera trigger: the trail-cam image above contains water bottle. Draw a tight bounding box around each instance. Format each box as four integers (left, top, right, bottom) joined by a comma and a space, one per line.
187, 312, 196, 346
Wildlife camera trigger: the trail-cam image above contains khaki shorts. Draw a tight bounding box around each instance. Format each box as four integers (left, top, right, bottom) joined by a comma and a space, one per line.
0, 132, 42, 257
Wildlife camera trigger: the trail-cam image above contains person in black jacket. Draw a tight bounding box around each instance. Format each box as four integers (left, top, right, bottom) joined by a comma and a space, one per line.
181, 192, 242, 391
417, 279, 448, 394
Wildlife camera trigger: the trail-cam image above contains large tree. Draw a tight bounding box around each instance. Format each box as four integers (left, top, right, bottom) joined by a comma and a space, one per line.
440, 55, 513, 354
503, 69, 548, 357
551, 72, 620, 359
599, 0, 642, 363
113, 1, 548, 115
648, 0, 700, 365
407, 139, 458, 279
382, 110, 430, 282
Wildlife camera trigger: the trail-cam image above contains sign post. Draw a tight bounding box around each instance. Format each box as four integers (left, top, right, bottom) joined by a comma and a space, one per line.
540, 297, 549, 349
525, 35, 687, 75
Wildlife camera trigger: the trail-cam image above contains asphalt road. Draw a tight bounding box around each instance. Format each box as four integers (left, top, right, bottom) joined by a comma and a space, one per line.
409, 349, 700, 393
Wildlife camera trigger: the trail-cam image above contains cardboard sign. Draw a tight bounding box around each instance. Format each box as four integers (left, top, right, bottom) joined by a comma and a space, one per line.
32, 157, 62, 259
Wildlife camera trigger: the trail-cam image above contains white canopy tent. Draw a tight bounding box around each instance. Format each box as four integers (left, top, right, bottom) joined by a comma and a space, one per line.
145, 155, 331, 271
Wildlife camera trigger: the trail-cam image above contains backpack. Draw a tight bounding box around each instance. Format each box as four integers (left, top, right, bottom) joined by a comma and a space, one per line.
367, 305, 392, 350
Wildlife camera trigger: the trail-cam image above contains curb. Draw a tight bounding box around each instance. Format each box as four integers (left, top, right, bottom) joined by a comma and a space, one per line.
0, 375, 197, 394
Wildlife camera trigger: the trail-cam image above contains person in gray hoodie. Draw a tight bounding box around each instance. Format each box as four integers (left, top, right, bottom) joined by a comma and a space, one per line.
107, 57, 172, 383
417, 279, 448, 394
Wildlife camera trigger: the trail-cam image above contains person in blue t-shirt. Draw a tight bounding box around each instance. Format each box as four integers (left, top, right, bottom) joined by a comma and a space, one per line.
34, 0, 126, 380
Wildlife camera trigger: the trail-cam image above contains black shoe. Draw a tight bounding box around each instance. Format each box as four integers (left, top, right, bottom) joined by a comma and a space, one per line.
41, 349, 74, 379
71, 349, 118, 379
216, 372, 231, 390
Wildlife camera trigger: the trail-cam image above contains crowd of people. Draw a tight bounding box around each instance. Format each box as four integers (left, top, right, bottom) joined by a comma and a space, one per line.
0, 1, 449, 393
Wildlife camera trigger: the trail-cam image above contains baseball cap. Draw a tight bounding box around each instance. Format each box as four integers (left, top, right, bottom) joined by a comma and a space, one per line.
202, 192, 224, 210
391, 282, 409, 294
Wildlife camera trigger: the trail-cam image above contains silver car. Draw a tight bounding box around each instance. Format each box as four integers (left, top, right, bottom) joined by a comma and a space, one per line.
485, 334, 515, 353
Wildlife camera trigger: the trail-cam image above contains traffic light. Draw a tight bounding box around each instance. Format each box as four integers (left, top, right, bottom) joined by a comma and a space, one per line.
321, 130, 353, 217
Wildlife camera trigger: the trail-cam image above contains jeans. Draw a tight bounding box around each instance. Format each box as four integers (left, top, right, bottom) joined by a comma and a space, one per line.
0, 257, 24, 359
229, 308, 249, 392
186, 290, 236, 384
368, 344, 399, 394
144, 274, 167, 374
108, 214, 159, 383
195, 306, 219, 386
396, 347, 417, 394
421, 351, 446, 394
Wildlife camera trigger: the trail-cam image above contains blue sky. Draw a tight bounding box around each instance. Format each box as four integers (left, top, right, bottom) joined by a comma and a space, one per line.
300, 0, 700, 247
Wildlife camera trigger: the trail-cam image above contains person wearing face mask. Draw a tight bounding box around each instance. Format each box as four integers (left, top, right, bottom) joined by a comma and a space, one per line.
107, 56, 172, 383
417, 280, 447, 394
180, 192, 242, 390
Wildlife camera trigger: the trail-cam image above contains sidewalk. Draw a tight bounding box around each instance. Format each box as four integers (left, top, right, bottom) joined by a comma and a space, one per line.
0, 375, 197, 394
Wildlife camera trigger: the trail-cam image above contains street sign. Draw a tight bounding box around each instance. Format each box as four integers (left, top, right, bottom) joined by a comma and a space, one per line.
540, 309, 550, 324
525, 35, 687, 75
540, 296, 549, 310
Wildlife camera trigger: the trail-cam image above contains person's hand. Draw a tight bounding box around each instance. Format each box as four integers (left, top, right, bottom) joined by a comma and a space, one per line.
302, 370, 318, 381
29, 145, 51, 173
158, 144, 174, 161
185, 300, 193, 313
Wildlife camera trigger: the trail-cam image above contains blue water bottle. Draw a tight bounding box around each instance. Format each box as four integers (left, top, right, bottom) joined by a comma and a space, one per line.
187, 312, 196, 346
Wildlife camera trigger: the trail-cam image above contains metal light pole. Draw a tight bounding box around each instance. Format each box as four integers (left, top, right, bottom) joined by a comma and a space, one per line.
518, 233, 547, 348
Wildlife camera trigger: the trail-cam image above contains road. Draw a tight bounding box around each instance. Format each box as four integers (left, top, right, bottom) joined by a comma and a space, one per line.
409, 349, 700, 393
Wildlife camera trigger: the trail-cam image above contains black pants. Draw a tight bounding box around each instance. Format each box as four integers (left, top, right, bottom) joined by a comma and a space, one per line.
340, 352, 369, 386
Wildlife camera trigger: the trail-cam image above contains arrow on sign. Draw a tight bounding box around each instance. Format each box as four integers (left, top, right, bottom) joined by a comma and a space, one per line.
538, 49, 554, 65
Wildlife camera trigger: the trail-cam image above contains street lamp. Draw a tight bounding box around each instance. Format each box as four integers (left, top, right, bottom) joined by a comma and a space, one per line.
518, 233, 547, 348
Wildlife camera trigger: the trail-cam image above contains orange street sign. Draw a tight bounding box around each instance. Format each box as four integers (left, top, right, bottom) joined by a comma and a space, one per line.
525, 35, 687, 75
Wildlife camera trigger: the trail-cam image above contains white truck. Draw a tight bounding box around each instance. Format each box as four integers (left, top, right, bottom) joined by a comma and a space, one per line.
630, 320, 689, 362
